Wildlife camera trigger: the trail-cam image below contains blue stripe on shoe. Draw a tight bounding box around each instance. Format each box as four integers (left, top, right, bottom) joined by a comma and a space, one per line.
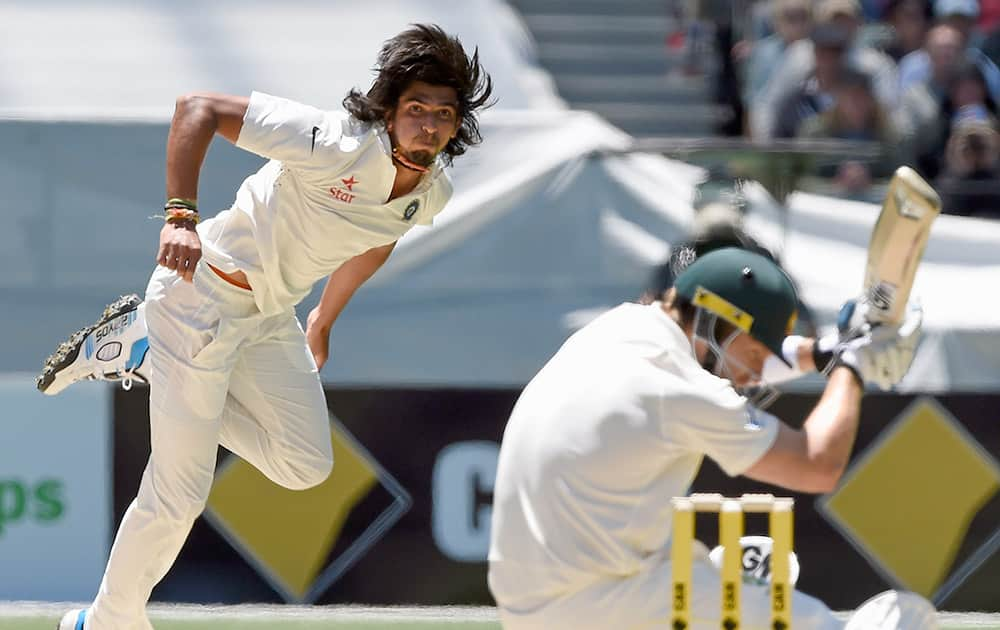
125, 337, 149, 371
75, 610, 87, 630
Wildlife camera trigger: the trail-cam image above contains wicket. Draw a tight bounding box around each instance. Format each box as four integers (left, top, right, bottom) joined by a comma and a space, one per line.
670, 493, 795, 630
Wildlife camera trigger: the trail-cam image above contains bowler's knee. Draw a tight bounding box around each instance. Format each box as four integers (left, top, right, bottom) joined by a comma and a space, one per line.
140, 476, 212, 524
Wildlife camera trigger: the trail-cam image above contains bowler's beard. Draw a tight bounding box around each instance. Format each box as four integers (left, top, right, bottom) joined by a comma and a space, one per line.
388, 126, 438, 167
407, 148, 436, 167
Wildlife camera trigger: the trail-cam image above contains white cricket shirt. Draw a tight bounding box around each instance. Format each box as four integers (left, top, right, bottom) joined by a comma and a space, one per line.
488, 302, 779, 612
198, 91, 453, 315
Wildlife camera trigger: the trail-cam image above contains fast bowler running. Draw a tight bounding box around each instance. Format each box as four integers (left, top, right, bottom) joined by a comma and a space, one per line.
488, 248, 931, 629
39, 24, 492, 630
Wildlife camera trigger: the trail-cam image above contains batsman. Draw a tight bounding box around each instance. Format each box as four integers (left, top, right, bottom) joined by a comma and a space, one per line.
488, 247, 930, 629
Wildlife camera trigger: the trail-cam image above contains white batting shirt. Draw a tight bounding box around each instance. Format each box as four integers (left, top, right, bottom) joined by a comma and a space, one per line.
488, 302, 780, 613
198, 91, 453, 315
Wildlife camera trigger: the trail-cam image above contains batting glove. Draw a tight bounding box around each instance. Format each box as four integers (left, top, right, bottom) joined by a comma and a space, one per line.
811, 298, 874, 374
835, 300, 923, 390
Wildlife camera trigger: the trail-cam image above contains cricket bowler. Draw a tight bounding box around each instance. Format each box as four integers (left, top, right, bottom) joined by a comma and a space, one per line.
488, 247, 930, 629
39, 25, 492, 630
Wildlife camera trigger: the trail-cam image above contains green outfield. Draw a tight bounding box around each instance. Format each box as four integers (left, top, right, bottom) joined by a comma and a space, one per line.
4, 603, 1000, 629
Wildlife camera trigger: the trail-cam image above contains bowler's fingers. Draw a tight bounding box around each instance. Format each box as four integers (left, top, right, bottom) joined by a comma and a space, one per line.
157, 242, 168, 268
181, 251, 200, 282
157, 246, 199, 282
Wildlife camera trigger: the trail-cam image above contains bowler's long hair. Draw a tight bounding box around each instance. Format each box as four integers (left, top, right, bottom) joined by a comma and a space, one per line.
343, 24, 494, 165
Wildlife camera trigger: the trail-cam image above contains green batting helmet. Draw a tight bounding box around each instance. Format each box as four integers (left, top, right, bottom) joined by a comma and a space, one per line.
673, 247, 799, 365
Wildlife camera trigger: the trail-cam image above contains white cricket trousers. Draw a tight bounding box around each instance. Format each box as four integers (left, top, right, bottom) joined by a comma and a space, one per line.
88, 263, 333, 630
495, 547, 843, 630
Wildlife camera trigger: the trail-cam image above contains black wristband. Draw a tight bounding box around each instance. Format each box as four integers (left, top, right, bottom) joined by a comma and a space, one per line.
813, 343, 835, 374
813, 333, 841, 375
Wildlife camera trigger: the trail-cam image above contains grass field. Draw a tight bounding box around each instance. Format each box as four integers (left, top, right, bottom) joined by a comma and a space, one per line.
1, 604, 500, 630
5, 602, 1000, 629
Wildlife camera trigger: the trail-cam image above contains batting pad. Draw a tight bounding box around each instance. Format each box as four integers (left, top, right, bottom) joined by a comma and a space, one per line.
819, 397, 1000, 604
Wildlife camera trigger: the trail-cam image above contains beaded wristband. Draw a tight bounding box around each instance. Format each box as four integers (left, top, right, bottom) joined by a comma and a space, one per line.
165, 197, 198, 212
164, 207, 200, 224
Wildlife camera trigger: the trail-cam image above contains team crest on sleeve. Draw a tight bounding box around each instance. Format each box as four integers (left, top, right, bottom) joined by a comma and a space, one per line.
403, 200, 420, 221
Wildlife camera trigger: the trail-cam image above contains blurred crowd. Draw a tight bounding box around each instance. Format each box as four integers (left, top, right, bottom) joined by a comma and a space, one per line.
677, 0, 1000, 218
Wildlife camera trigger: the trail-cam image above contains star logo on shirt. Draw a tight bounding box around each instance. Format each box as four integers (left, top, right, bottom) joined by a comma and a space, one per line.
341, 176, 358, 191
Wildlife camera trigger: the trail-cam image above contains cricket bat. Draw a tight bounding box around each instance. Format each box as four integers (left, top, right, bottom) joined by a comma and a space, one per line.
863, 166, 941, 325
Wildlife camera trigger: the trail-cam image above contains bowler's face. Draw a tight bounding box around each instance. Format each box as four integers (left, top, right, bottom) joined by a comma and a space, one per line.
388, 81, 460, 167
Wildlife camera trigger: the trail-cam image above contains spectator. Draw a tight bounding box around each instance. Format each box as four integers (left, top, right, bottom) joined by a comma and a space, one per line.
918, 59, 999, 177
751, 0, 900, 138
950, 58, 998, 112
984, 27, 1000, 68
932, 0, 985, 43
766, 23, 857, 138
670, 0, 746, 133
798, 67, 907, 194
980, 0, 1000, 68
882, 0, 934, 60
898, 0, 1000, 99
899, 23, 967, 172
920, 22, 968, 97
981, 0, 1000, 32
744, 0, 787, 43
676, 0, 764, 135
861, 0, 887, 20
743, 0, 814, 107
936, 107, 1000, 218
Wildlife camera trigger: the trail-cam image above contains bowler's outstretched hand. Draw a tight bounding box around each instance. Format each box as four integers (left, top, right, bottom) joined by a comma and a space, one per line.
157, 220, 202, 282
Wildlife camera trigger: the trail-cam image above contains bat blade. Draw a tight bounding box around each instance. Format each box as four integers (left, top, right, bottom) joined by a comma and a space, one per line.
863, 166, 941, 325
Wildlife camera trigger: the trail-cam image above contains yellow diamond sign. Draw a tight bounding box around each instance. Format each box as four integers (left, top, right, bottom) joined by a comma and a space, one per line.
819, 397, 1000, 603
204, 415, 410, 602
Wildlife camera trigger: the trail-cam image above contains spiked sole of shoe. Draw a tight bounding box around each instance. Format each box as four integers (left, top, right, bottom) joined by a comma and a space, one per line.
36, 294, 143, 393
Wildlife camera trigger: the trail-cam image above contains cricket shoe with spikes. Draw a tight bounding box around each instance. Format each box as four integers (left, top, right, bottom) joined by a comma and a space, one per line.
37, 294, 150, 395
57, 608, 88, 630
